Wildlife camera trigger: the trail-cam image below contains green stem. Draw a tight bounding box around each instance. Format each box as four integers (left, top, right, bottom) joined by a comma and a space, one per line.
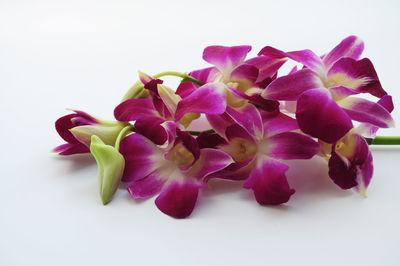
114, 125, 134, 150
188, 129, 216, 136
122, 71, 204, 102
153, 71, 204, 86
365, 136, 400, 145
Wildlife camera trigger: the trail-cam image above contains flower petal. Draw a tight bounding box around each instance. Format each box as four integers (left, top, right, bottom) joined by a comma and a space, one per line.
196, 132, 227, 149
243, 158, 295, 205
225, 104, 263, 139
134, 117, 167, 145
157, 84, 181, 116
245, 55, 287, 83
355, 151, 373, 196
328, 134, 370, 190
262, 69, 322, 100
186, 149, 233, 180
327, 58, 386, 97
114, 98, 159, 122
176, 129, 200, 161
355, 95, 394, 137
127, 171, 167, 199
296, 89, 353, 143
329, 86, 359, 100
230, 63, 259, 83
119, 133, 163, 182
267, 132, 319, 160
203, 45, 252, 75
176, 67, 219, 98
328, 150, 358, 189
53, 142, 90, 155
261, 112, 299, 138
206, 113, 235, 138
323, 35, 364, 69
175, 83, 227, 121
155, 180, 203, 218
55, 114, 81, 143
337, 97, 394, 128
258, 47, 324, 75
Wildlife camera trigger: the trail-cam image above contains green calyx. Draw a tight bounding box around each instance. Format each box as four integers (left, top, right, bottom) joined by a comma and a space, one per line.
90, 135, 125, 205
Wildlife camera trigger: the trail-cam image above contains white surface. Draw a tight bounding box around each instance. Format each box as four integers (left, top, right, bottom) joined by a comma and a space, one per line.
1, 0, 400, 265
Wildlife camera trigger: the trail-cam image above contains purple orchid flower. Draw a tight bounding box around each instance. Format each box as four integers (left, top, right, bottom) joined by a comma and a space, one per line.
327, 130, 373, 196
260, 36, 394, 143
208, 104, 319, 205
119, 129, 233, 218
114, 72, 203, 145
174, 45, 287, 137
318, 95, 394, 195
54, 110, 125, 155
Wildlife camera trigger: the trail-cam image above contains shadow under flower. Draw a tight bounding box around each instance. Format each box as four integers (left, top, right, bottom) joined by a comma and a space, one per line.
50, 153, 95, 175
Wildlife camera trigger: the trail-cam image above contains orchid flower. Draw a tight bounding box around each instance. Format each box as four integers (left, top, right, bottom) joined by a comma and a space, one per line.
114, 71, 206, 145
208, 105, 319, 204
54, 110, 126, 155
174, 45, 288, 137
119, 129, 233, 218
52, 36, 399, 218
261, 36, 394, 143
316, 95, 394, 195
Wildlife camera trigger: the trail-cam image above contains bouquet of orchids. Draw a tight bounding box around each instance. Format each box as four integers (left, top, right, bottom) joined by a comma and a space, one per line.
53, 36, 398, 218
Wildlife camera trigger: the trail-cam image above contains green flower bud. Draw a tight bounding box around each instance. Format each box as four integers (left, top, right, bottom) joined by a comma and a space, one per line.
90, 135, 125, 205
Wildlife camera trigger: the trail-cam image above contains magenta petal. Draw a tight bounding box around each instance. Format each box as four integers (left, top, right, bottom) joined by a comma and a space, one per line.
378, 94, 394, 113
176, 67, 219, 98
127, 171, 167, 199
328, 58, 386, 97
356, 151, 373, 192
262, 69, 321, 100
134, 118, 167, 145
296, 89, 353, 143
329, 86, 359, 99
225, 104, 263, 139
225, 124, 255, 142
328, 134, 370, 190
245, 55, 287, 83
206, 113, 235, 138
268, 132, 319, 160
262, 112, 299, 138
206, 159, 254, 181
328, 151, 358, 189
230, 64, 259, 83
187, 149, 233, 180
337, 97, 394, 128
257, 46, 287, 58
55, 114, 81, 143
323, 35, 364, 69
176, 129, 200, 161
53, 142, 90, 155
356, 95, 394, 137
203, 45, 252, 74
175, 83, 227, 121
119, 133, 162, 182
196, 132, 227, 149
114, 98, 159, 122
285, 49, 325, 74
155, 181, 202, 218
244, 158, 295, 205
258, 46, 324, 74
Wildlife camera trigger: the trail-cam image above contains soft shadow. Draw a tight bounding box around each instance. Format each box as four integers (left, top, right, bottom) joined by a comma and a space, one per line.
284, 157, 351, 199
51, 153, 95, 172
201, 179, 244, 197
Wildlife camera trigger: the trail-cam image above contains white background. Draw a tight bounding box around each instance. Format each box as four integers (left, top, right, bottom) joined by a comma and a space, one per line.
1, 0, 400, 265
